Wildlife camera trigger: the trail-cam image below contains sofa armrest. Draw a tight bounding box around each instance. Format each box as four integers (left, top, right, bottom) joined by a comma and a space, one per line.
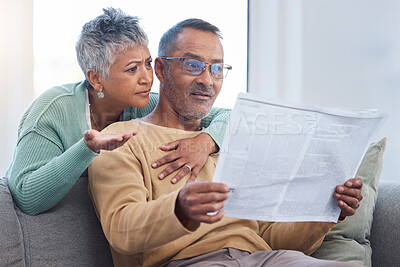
0, 177, 25, 266
370, 181, 400, 266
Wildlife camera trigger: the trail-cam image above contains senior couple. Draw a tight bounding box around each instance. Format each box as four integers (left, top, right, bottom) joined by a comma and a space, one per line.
8, 7, 364, 267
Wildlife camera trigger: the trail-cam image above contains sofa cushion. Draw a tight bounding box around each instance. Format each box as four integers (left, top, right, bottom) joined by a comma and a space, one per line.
370, 181, 400, 266
0, 177, 25, 266
15, 176, 113, 266
312, 137, 386, 267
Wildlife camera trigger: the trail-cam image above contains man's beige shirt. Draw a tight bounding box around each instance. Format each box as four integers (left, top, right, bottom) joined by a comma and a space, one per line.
88, 120, 336, 267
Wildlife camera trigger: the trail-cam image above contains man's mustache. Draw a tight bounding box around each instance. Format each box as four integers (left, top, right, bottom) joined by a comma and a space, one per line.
188, 85, 215, 97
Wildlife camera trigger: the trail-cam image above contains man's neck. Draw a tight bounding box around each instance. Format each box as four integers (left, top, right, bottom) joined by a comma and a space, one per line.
141, 97, 202, 131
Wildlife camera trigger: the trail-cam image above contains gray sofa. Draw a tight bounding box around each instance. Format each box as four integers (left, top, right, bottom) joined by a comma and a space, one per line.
0, 176, 399, 267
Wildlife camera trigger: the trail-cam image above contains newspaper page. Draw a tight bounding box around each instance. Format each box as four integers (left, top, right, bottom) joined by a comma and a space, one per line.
213, 93, 387, 222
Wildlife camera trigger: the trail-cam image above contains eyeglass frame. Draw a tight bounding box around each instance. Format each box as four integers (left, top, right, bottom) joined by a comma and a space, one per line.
159, 56, 232, 79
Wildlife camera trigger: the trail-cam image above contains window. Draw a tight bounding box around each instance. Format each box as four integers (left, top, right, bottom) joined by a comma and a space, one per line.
248, 0, 400, 181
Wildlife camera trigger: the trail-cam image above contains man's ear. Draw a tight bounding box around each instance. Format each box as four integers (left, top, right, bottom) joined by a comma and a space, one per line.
154, 57, 166, 83
86, 69, 103, 91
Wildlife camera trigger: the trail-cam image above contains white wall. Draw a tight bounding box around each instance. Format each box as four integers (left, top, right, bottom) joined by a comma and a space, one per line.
249, 0, 399, 181
0, 0, 34, 176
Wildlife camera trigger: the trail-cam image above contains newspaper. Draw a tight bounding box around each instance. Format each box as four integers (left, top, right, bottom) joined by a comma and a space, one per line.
213, 93, 387, 222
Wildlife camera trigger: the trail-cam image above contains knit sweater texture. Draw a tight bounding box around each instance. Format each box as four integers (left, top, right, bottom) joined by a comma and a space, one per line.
7, 81, 230, 215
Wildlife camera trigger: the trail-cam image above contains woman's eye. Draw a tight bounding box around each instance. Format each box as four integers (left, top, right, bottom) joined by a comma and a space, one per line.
128, 66, 137, 72
146, 61, 152, 67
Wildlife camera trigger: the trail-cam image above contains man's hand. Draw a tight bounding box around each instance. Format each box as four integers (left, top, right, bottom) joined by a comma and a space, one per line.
152, 133, 218, 184
334, 178, 363, 220
176, 181, 229, 224
83, 129, 137, 153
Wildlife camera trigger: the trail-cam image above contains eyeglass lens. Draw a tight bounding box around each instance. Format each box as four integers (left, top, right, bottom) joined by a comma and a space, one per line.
182, 59, 228, 79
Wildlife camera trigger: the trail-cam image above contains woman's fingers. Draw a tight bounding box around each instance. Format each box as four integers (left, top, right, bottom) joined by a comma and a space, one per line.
152, 135, 214, 184
151, 151, 180, 169
169, 165, 192, 184
84, 130, 137, 152
159, 140, 180, 151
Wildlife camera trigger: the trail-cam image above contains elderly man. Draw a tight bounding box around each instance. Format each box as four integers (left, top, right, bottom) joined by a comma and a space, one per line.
88, 18, 363, 267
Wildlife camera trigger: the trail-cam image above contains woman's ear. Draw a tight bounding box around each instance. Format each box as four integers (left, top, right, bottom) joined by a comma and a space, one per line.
154, 57, 166, 83
86, 69, 102, 91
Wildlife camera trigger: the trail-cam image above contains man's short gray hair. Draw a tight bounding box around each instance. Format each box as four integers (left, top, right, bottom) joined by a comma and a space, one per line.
76, 7, 148, 87
158, 18, 222, 57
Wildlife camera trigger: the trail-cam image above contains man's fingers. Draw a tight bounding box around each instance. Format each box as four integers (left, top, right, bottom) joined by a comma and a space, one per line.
336, 194, 360, 209
159, 140, 179, 151
186, 181, 229, 194
189, 202, 225, 215
191, 209, 225, 224
195, 192, 229, 205
344, 178, 363, 189
338, 200, 357, 218
335, 185, 363, 201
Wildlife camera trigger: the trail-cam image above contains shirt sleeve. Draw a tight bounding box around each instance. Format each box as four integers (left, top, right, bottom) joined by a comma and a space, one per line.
88, 143, 196, 255
257, 221, 337, 255
8, 131, 97, 215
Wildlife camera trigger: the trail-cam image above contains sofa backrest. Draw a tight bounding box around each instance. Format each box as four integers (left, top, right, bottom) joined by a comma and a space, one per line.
0, 176, 113, 267
370, 181, 400, 267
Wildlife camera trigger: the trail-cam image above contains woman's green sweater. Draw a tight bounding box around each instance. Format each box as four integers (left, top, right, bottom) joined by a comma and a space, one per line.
6, 81, 230, 215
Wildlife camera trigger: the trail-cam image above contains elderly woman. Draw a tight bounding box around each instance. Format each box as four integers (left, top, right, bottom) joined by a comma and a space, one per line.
6, 7, 230, 216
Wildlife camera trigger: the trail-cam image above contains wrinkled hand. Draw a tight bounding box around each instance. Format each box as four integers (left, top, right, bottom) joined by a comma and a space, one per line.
152, 133, 217, 184
176, 181, 229, 224
83, 129, 137, 153
334, 178, 363, 220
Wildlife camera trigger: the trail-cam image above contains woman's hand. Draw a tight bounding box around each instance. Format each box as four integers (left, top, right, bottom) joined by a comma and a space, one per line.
83, 129, 137, 153
152, 133, 218, 184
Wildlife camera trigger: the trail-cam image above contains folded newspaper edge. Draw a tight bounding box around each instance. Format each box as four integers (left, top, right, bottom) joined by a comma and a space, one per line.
237, 93, 387, 119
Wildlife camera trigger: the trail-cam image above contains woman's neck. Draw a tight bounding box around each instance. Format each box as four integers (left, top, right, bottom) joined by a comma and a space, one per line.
88, 90, 124, 131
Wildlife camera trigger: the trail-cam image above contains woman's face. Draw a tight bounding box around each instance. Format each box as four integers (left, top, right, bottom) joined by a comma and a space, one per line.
99, 45, 153, 110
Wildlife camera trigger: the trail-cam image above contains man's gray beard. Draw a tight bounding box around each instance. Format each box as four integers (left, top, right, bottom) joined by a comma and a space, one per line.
163, 72, 214, 121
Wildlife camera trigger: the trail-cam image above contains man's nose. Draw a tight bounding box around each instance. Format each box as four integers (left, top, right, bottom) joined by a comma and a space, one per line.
195, 66, 214, 87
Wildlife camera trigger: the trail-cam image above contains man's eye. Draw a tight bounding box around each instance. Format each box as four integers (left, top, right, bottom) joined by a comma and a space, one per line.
187, 61, 201, 69
213, 64, 223, 71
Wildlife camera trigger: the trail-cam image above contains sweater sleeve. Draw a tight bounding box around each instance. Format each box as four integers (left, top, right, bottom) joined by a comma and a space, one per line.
88, 144, 195, 255
8, 131, 97, 215
258, 221, 337, 255
200, 107, 231, 151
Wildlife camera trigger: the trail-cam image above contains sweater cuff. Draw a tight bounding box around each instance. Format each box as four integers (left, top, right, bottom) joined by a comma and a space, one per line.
201, 121, 227, 155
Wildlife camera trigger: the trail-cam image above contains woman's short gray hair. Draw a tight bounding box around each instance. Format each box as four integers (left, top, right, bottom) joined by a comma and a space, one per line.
76, 7, 148, 84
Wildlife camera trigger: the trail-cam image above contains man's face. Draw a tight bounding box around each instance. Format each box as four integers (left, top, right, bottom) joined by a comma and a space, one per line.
162, 28, 224, 120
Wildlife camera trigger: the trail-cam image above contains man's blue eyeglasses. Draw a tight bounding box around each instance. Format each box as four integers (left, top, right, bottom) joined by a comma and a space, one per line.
160, 57, 232, 79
